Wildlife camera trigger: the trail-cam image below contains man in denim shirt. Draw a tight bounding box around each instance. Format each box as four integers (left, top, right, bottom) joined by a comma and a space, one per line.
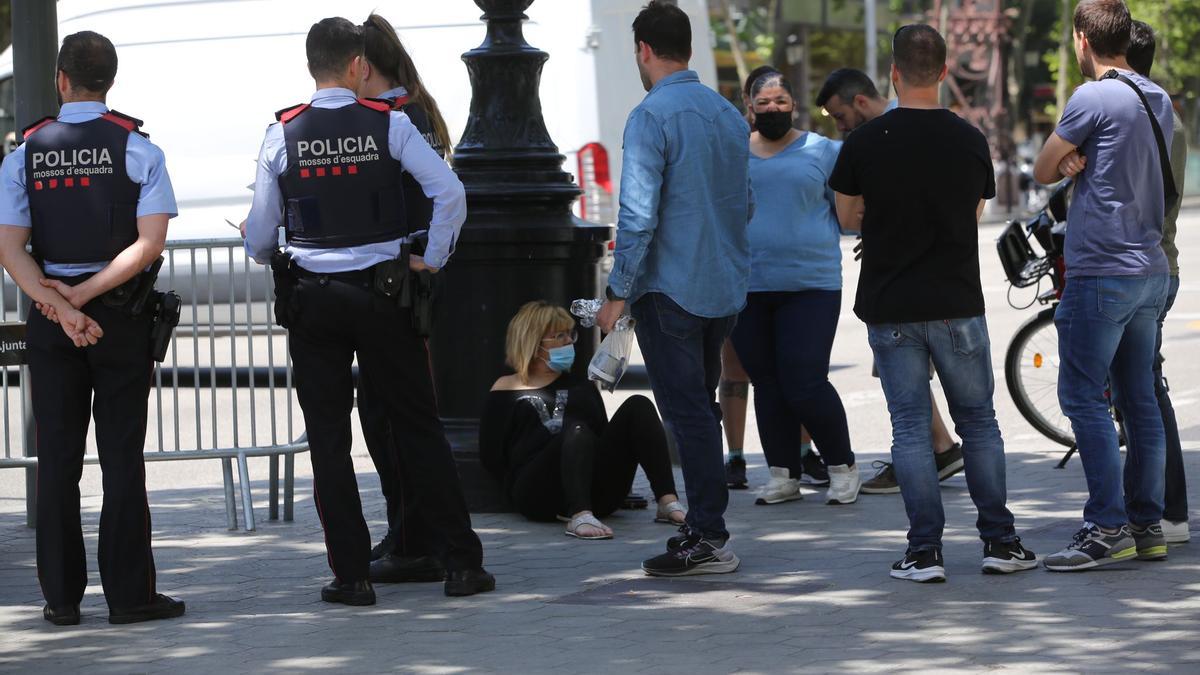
1034, 0, 1172, 571
597, 1, 752, 577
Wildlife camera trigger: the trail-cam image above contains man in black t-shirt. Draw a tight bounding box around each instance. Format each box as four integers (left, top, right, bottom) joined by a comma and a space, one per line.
829, 24, 1036, 583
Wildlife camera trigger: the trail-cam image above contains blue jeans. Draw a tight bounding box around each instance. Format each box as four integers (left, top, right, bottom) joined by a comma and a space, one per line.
867, 316, 1016, 551
1057, 274, 1169, 528
632, 293, 737, 542
730, 290, 853, 475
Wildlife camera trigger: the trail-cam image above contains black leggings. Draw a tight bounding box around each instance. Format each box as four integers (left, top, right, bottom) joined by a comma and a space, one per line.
510, 395, 678, 521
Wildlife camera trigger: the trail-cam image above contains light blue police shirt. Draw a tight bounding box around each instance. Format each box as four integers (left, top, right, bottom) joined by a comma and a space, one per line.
244, 87, 466, 273
0, 101, 178, 275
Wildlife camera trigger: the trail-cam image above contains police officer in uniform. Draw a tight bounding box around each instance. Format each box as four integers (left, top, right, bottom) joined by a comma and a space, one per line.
244, 17, 494, 606
0, 31, 184, 626
355, 13, 450, 583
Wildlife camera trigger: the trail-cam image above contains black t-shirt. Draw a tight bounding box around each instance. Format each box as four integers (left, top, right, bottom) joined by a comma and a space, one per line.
829, 108, 995, 324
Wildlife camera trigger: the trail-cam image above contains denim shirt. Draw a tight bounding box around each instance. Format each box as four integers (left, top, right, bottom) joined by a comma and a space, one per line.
607, 70, 753, 318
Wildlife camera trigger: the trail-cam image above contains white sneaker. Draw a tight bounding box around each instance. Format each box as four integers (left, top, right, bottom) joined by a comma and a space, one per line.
826, 464, 861, 505
754, 467, 802, 505
1162, 519, 1190, 544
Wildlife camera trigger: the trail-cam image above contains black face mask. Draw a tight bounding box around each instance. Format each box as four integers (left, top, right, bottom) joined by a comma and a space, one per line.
754, 110, 793, 141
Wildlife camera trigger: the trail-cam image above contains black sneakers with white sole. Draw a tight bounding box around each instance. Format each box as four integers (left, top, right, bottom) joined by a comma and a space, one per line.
890, 548, 946, 583
981, 538, 1038, 574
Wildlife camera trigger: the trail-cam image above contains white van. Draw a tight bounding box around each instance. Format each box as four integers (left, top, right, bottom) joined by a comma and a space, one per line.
0, 0, 718, 240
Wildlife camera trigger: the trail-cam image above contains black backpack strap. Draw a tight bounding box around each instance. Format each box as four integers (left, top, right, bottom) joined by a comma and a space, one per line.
1101, 70, 1179, 213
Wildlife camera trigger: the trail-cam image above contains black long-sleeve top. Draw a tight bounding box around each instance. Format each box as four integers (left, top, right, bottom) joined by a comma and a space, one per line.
478, 374, 607, 492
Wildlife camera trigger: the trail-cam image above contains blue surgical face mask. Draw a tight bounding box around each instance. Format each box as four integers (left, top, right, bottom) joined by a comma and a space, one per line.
544, 344, 575, 373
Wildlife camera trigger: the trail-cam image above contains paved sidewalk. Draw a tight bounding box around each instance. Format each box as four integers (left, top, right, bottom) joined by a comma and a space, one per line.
1, 435, 1197, 673
3, 216, 1200, 673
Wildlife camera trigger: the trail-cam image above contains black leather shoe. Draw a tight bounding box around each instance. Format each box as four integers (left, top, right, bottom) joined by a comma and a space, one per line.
369, 554, 445, 583
43, 604, 80, 626
444, 568, 496, 597
320, 579, 376, 606
108, 594, 186, 625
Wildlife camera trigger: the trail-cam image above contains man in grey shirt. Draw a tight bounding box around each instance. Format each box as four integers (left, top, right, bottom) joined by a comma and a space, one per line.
1125, 20, 1189, 545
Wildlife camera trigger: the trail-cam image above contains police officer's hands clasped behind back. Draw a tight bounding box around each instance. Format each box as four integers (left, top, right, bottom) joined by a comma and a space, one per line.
243, 17, 495, 607
0, 31, 185, 626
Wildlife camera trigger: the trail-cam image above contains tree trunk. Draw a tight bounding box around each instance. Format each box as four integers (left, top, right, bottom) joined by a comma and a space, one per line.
1056, 0, 1072, 116
721, 0, 750, 92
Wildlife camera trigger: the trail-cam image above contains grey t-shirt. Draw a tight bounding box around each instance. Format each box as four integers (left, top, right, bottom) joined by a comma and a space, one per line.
1055, 70, 1172, 277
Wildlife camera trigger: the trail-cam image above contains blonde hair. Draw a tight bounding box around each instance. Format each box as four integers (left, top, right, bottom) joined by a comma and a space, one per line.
505, 301, 575, 384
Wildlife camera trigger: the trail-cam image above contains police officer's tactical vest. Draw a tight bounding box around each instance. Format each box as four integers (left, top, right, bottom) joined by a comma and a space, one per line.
276, 98, 408, 248
23, 111, 143, 264
386, 93, 440, 233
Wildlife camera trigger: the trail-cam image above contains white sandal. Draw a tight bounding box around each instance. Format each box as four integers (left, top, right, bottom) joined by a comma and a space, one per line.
654, 500, 686, 524
565, 512, 613, 540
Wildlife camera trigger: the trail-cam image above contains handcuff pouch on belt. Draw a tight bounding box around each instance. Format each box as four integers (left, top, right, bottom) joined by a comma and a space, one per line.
101, 256, 163, 316
372, 240, 437, 338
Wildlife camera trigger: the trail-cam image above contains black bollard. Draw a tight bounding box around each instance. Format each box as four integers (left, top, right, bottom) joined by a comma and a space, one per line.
434, 0, 611, 511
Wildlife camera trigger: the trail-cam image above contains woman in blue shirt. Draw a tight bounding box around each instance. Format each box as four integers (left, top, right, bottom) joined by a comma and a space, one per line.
733, 71, 860, 507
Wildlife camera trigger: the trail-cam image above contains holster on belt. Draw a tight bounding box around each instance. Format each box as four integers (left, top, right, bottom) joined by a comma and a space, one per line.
270, 250, 297, 328
102, 256, 163, 316
148, 290, 182, 362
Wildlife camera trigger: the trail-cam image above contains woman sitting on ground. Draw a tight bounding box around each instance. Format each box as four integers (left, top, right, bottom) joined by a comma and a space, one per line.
480, 301, 685, 539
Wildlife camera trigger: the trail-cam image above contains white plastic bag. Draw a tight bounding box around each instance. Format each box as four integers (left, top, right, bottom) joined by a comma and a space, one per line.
571, 298, 636, 392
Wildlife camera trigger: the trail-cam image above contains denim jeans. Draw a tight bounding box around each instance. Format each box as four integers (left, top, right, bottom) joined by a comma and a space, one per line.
632, 293, 737, 542
730, 290, 854, 475
1056, 274, 1169, 529
867, 316, 1016, 551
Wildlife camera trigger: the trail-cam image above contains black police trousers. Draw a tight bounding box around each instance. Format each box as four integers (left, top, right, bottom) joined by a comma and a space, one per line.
357, 368, 434, 557
27, 297, 157, 611
286, 273, 483, 582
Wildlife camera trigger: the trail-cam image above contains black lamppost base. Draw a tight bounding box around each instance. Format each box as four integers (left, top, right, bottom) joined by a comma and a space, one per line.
437, 0, 612, 512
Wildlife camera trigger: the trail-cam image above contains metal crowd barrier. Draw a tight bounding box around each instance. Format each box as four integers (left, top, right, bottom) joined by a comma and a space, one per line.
0, 238, 308, 532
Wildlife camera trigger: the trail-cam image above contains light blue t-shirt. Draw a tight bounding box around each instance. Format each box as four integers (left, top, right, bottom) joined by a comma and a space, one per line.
746, 132, 843, 292
1055, 70, 1172, 277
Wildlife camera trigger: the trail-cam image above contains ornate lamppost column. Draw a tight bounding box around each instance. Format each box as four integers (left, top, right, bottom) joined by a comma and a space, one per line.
434, 0, 611, 510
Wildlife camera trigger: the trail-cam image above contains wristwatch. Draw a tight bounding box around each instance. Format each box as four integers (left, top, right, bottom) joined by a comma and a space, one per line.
605, 286, 625, 302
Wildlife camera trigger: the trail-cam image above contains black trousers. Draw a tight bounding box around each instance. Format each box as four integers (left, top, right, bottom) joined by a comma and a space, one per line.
28, 298, 157, 611
287, 274, 482, 582
510, 395, 678, 521
357, 368, 433, 556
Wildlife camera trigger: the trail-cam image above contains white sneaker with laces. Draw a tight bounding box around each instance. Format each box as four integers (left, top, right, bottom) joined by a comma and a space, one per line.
754, 467, 802, 505
1162, 519, 1189, 544
826, 463, 861, 505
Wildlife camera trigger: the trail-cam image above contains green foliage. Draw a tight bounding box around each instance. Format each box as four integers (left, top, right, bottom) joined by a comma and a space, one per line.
1044, 0, 1200, 117
1127, 0, 1200, 93
710, 2, 777, 66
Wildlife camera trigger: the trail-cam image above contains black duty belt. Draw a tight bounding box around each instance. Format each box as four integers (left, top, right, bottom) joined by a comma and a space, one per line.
292, 265, 375, 286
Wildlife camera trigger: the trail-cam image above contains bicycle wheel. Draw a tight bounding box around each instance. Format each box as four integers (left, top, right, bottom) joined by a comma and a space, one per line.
1005, 308, 1075, 447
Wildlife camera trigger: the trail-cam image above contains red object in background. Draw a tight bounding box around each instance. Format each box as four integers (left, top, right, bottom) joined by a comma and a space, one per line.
577, 142, 613, 224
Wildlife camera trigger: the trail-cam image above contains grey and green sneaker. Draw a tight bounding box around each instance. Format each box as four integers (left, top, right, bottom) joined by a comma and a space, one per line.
1129, 522, 1168, 561
1043, 523, 1137, 572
